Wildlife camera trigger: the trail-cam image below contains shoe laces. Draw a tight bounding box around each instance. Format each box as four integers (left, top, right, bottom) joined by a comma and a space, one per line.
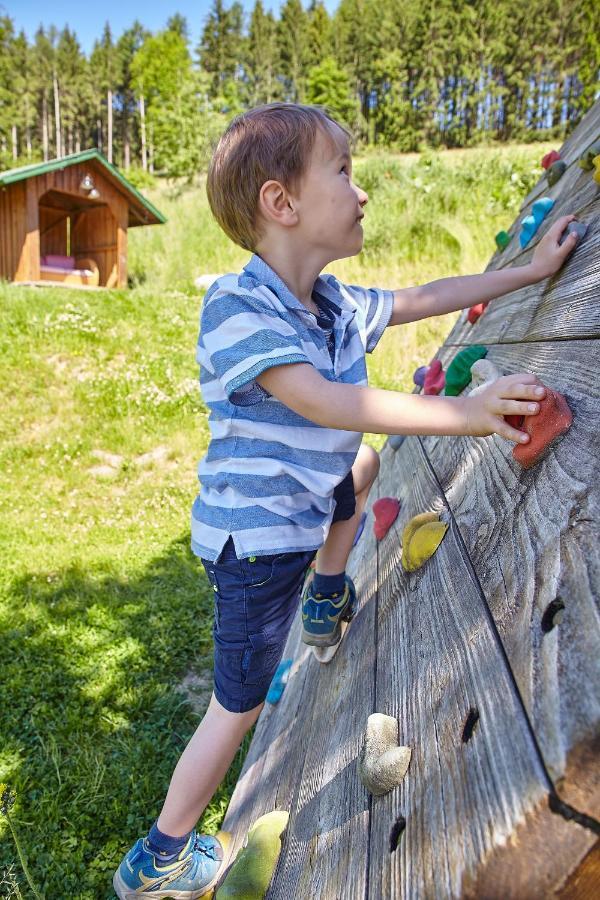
193, 834, 219, 861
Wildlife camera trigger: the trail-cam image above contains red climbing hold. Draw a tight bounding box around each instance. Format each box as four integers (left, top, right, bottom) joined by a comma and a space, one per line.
423, 359, 445, 395
373, 497, 400, 541
541, 150, 561, 170
505, 414, 524, 430
468, 303, 486, 325
512, 389, 573, 469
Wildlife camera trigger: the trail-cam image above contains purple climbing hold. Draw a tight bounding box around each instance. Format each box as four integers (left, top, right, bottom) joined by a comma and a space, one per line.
413, 365, 429, 387
352, 511, 367, 547
558, 221, 588, 247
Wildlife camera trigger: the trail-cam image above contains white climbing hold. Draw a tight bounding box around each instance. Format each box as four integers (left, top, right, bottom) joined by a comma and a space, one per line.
358, 713, 411, 797
469, 358, 501, 396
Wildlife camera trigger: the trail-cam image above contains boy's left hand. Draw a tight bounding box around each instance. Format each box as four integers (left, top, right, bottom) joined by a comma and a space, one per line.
528, 214, 580, 280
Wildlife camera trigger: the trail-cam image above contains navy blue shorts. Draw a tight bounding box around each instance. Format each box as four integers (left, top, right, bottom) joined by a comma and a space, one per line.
200, 472, 356, 713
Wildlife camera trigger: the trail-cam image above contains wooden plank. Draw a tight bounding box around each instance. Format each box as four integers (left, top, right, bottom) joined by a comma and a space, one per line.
367, 436, 596, 898
221, 486, 380, 898
419, 340, 600, 820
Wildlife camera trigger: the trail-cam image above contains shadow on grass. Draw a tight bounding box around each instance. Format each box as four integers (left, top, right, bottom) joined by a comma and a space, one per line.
0, 534, 252, 900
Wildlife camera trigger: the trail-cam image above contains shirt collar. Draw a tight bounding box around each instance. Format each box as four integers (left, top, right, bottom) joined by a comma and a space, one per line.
244, 253, 348, 318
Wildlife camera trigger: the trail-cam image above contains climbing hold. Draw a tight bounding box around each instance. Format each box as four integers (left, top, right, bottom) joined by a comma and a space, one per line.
388, 434, 405, 451
444, 345, 487, 396
216, 811, 289, 899
266, 659, 292, 705
467, 303, 486, 325
593, 155, 600, 186
423, 359, 445, 395
413, 365, 429, 387
401, 511, 448, 572
541, 150, 561, 170
505, 414, 525, 429
512, 389, 573, 469
469, 358, 501, 395
558, 220, 588, 247
578, 142, 600, 171
352, 511, 367, 546
495, 230, 510, 251
519, 196, 555, 248
373, 497, 400, 541
358, 714, 411, 797
546, 160, 567, 186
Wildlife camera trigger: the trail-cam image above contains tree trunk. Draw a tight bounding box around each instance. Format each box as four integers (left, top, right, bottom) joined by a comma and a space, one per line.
42, 94, 49, 161
97, 117, 103, 153
11, 124, 18, 159
107, 88, 113, 163
139, 94, 147, 171
53, 74, 61, 157
76, 128, 81, 153
149, 123, 154, 174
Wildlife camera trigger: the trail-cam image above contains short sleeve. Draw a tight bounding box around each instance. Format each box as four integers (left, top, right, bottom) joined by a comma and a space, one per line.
199, 290, 311, 404
341, 283, 394, 352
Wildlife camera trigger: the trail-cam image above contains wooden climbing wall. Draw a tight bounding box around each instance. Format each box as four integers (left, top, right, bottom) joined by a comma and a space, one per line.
218, 99, 600, 898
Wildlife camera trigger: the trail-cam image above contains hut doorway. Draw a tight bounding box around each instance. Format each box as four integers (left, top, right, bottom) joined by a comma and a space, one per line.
39, 189, 118, 287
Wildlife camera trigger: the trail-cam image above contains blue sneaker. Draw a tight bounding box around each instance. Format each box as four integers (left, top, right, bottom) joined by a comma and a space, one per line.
113, 829, 231, 899
301, 571, 356, 647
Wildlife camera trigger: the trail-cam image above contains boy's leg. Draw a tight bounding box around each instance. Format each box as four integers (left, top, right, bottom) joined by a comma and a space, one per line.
157, 693, 262, 837
315, 443, 380, 576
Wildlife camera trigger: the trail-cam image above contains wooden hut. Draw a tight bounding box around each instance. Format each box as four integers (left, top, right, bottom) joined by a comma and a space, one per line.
0, 149, 165, 288
216, 100, 600, 897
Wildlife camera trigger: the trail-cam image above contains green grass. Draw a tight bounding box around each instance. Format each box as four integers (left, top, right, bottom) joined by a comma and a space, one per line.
0, 143, 547, 897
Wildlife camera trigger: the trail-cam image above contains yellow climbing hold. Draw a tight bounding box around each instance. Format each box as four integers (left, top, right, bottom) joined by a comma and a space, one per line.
401, 512, 448, 572
593, 155, 600, 186
216, 811, 289, 899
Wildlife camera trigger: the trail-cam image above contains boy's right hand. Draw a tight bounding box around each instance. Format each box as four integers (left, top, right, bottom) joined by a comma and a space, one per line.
463, 374, 546, 443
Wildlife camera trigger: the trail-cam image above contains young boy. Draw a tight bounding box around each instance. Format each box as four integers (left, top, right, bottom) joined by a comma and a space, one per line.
113, 103, 579, 898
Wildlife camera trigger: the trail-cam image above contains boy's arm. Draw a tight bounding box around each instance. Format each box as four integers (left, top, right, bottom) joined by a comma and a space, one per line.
256, 363, 545, 444
388, 214, 579, 326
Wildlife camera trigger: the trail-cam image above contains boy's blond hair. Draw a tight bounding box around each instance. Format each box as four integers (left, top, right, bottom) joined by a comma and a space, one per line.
207, 103, 350, 252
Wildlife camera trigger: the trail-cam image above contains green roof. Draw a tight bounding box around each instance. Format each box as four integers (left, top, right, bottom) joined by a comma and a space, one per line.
0, 149, 166, 226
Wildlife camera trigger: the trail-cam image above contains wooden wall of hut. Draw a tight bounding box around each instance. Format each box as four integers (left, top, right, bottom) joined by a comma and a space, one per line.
0, 181, 28, 282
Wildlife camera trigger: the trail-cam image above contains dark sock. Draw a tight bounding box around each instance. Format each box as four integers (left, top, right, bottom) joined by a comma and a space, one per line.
312, 571, 345, 598
147, 820, 191, 865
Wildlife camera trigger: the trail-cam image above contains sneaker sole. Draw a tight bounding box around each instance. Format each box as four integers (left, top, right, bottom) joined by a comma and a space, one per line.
113, 831, 232, 900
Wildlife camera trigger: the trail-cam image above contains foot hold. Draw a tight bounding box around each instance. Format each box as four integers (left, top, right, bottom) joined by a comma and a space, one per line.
216, 811, 289, 899
373, 497, 400, 541
358, 713, 411, 797
402, 511, 448, 572
512, 388, 573, 469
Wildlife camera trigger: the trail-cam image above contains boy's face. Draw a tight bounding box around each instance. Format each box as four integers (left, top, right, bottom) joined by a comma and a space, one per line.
293, 124, 368, 263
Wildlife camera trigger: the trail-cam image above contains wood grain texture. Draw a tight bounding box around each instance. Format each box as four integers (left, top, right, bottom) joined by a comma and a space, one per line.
368, 437, 596, 899
221, 490, 380, 899
419, 340, 600, 818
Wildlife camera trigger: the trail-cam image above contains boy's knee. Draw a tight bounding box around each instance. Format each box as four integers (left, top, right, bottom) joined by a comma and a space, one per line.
363, 445, 380, 485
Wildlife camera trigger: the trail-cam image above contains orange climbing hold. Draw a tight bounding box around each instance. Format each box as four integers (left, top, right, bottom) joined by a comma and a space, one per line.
373, 497, 400, 541
512, 389, 573, 469
423, 359, 445, 395
467, 303, 486, 325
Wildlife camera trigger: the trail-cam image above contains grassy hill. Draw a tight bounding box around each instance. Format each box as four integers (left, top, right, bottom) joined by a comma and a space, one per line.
0, 143, 550, 897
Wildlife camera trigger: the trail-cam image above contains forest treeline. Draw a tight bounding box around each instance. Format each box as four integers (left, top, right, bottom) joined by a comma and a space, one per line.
1, 0, 598, 179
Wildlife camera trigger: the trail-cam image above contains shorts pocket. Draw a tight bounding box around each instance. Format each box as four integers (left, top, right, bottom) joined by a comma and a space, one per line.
240, 630, 281, 686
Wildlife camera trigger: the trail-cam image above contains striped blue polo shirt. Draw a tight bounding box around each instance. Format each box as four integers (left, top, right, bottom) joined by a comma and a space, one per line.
191, 253, 393, 561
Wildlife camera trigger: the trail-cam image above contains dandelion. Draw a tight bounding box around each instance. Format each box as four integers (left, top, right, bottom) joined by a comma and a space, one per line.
0, 785, 43, 900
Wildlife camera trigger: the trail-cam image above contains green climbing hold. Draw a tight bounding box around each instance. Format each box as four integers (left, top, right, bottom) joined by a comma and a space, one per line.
444, 346, 488, 396
579, 142, 600, 171
216, 811, 289, 899
546, 160, 567, 186
495, 230, 510, 251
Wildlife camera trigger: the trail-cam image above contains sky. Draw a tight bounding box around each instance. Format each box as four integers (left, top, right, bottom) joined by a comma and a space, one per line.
4, 0, 338, 54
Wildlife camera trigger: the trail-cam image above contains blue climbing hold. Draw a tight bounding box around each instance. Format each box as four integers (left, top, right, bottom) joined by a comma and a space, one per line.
352, 511, 367, 547
413, 366, 429, 387
388, 434, 406, 451
266, 659, 292, 704
519, 196, 555, 248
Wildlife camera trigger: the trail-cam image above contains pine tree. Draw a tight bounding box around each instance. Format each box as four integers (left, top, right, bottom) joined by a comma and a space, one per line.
305, 57, 357, 127
246, 1, 278, 105
198, 0, 245, 98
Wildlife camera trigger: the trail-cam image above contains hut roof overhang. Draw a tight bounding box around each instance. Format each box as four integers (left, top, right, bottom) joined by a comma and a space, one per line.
0, 149, 166, 227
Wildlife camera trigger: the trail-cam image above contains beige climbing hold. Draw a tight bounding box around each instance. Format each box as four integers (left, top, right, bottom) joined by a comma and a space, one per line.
216, 811, 288, 899
358, 713, 411, 797
469, 358, 501, 395
401, 512, 448, 572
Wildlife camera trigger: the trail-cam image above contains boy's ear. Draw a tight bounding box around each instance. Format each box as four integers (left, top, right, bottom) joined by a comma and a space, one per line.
258, 180, 298, 227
